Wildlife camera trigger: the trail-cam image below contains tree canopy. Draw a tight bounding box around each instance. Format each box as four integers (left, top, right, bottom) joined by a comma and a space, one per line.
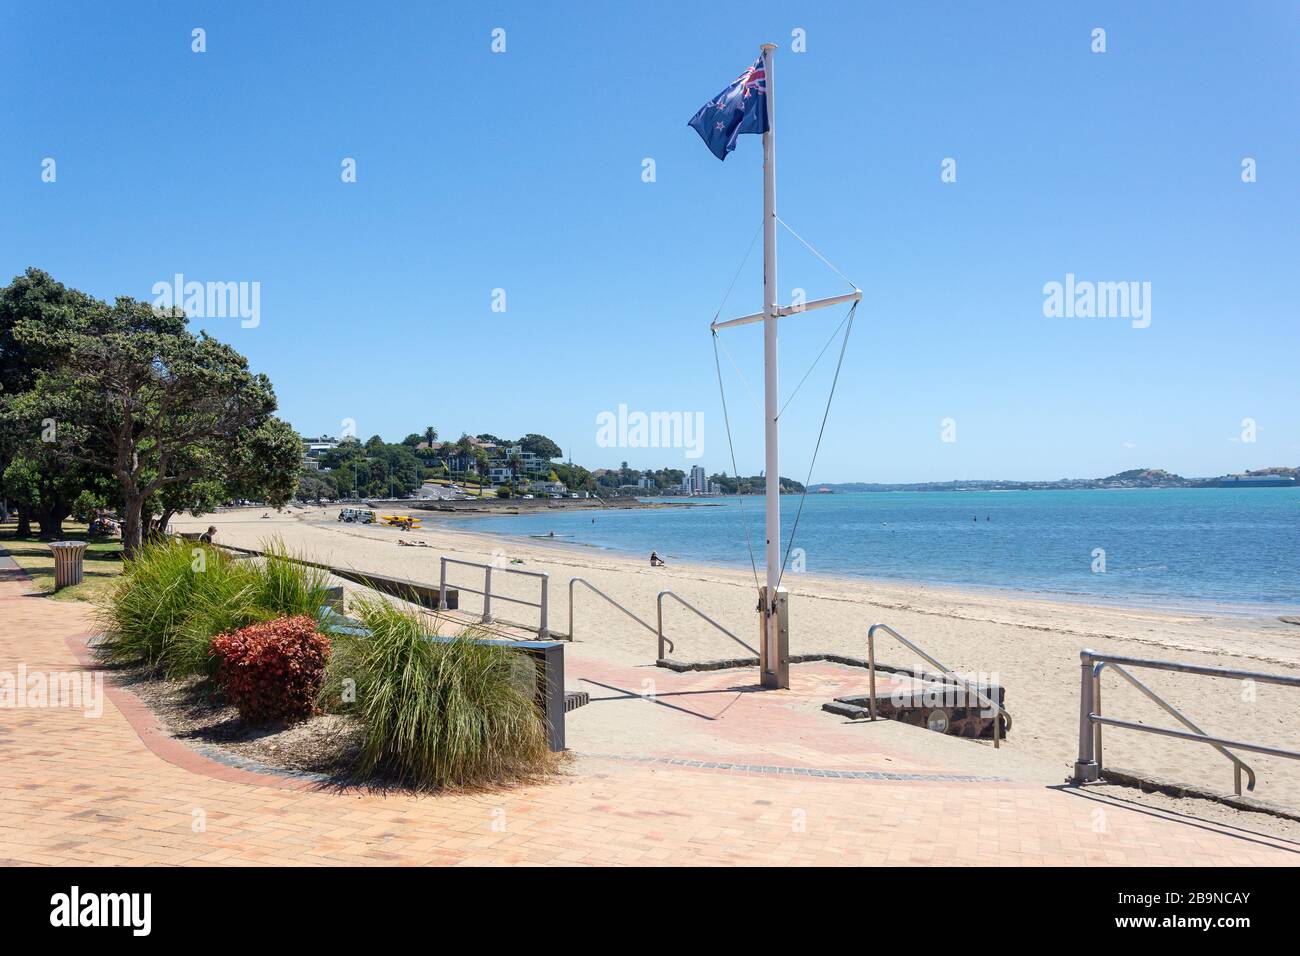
517, 433, 562, 461
0, 269, 300, 553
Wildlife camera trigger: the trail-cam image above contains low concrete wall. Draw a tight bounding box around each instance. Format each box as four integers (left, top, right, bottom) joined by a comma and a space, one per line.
214, 544, 458, 611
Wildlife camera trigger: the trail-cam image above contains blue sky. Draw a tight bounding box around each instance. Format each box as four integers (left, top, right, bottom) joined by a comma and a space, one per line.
3, 1, 1297, 483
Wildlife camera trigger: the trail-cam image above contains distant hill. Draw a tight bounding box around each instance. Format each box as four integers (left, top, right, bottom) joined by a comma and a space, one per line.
815, 465, 1298, 493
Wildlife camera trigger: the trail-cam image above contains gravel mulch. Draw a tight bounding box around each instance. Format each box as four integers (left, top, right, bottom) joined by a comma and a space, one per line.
113, 663, 364, 778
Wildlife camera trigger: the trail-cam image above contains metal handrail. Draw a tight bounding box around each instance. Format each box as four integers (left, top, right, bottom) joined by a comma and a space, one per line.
656, 590, 757, 661
866, 623, 1010, 748
1096, 662, 1255, 794
1073, 649, 1300, 794
568, 577, 669, 651
440, 557, 549, 639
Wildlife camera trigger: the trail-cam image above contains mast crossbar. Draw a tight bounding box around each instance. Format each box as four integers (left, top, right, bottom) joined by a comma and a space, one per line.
710, 290, 862, 331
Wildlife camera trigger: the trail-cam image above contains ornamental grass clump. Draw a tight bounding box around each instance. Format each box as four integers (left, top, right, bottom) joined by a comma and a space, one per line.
167, 538, 334, 677
97, 538, 246, 672
326, 597, 557, 790
98, 536, 336, 678
211, 615, 331, 724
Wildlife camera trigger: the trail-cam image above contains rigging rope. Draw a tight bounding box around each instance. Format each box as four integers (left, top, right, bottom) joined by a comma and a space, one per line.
777, 299, 858, 590
713, 329, 761, 587
708, 216, 861, 595
715, 330, 764, 415
776, 303, 855, 421
711, 220, 763, 326
776, 216, 858, 290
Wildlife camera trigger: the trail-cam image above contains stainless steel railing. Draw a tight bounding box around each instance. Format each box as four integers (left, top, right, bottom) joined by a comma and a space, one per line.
1072, 649, 1300, 794
440, 557, 549, 640
866, 623, 1011, 748
1094, 660, 1255, 794
656, 590, 757, 661
568, 577, 668, 651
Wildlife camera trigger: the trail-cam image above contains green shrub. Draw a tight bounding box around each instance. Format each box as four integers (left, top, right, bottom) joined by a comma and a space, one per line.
99, 536, 335, 677
71, 489, 109, 524
326, 597, 556, 790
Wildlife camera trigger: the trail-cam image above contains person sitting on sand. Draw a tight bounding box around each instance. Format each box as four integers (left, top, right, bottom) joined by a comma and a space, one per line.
650, 551, 666, 567
199, 525, 217, 544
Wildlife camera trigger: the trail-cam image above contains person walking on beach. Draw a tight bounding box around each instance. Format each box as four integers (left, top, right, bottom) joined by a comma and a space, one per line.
650, 551, 666, 567
199, 525, 217, 544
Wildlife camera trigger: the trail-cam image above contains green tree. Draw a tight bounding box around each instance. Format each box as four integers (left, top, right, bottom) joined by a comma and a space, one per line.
22, 295, 290, 557
472, 446, 491, 497
0, 269, 103, 536
143, 415, 300, 534
297, 472, 333, 503
1, 448, 102, 537
518, 433, 562, 461
554, 462, 593, 492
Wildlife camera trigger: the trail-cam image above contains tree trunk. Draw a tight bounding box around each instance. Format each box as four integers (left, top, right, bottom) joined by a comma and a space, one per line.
35, 506, 68, 539
15, 503, 32, 538
121, 495, 144, 559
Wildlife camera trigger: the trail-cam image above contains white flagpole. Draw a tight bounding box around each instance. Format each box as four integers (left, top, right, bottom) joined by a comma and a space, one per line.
759, 41, 788, 689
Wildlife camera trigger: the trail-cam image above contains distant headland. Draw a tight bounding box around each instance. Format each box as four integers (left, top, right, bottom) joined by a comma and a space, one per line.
815, 466, 1299, 493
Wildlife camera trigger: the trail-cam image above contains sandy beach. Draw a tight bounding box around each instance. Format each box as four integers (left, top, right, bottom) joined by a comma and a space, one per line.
177, 506, 1300, 812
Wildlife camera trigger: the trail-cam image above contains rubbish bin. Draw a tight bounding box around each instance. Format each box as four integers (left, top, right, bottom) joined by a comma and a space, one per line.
49, 540, 88, 590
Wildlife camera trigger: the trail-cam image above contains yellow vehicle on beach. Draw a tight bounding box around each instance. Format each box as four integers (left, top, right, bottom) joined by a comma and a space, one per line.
380, 514, 421, 530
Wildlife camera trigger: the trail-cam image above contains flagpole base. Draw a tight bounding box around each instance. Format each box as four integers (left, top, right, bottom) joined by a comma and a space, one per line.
759, 586, 789, 689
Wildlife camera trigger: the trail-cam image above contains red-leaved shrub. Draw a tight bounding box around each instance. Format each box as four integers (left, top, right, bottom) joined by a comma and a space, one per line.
211, 615, 330, 724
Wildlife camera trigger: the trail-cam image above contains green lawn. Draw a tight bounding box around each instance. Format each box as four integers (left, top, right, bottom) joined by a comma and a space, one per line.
0, 520, 124, 602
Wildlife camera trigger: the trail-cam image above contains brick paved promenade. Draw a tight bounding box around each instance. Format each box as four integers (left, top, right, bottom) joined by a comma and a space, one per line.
1, 553, 1295, 866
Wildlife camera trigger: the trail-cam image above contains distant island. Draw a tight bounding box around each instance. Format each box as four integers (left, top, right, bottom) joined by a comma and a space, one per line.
815, 466, 1299, 493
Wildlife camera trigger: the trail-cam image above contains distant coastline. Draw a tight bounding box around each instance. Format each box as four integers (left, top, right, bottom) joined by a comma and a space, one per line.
813, 466, 1299, 494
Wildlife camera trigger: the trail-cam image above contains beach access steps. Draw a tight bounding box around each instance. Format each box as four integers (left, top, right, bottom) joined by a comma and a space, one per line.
1072, 650, 1300, 796
853, 623, 1011, 748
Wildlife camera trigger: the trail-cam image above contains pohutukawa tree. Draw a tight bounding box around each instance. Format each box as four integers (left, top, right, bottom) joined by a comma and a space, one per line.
22, 294, 293, 556
0, 269, 105, 536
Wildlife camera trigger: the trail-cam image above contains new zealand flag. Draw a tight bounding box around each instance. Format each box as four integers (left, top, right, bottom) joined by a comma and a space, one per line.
687, 56, 769, 161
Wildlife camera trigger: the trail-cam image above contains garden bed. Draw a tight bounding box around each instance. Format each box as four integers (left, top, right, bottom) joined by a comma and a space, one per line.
94, 537, 563, 792
115, 662, 366, 778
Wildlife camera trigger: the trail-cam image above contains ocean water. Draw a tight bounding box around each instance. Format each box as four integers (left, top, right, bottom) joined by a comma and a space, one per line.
442, 489, 1300, 612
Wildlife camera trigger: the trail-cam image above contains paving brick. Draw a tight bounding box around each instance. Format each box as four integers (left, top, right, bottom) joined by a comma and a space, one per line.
0, 561, 1295, 866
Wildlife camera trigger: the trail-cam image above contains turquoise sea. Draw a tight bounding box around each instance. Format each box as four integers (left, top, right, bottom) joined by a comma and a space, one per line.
443, 488, 1300, 612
